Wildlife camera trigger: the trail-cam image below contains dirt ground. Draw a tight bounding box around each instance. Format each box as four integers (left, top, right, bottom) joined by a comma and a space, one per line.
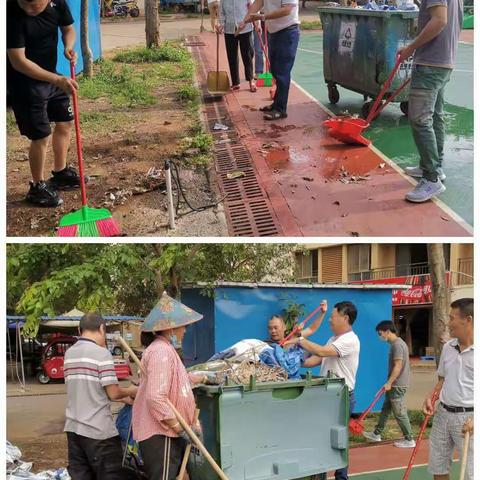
6, 51, 228, 237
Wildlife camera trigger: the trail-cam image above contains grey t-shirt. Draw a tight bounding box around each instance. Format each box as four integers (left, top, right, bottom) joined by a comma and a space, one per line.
389, 337, 410, 387
264, 0, 300, 34
64, 338, 119, 440
414, 0, 463, 69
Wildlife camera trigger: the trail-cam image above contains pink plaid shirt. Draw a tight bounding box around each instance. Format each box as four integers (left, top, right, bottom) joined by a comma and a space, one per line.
132, 336, 196, 442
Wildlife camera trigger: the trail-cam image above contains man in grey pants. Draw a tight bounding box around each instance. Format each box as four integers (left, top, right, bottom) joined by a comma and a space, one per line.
398, 0, 463, 203
363, 320, 415, 448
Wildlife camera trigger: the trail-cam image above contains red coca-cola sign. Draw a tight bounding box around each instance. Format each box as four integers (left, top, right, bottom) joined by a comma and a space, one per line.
352, 273, 450, 306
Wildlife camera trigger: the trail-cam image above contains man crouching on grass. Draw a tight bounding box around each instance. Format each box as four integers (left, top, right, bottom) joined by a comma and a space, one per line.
7, 0, 85, 207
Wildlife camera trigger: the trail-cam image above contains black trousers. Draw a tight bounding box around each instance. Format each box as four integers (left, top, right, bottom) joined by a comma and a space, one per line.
139, 434, 187, 480
67, 432, 137, 480
224, 31, 254, 86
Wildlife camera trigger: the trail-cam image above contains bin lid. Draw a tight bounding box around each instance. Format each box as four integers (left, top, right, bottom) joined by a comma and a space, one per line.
142, 292, 203, 332
318, 6, 418, 18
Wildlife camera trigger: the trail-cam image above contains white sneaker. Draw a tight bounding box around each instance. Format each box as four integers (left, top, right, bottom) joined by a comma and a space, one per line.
405, 178, 446, 203
363, 431, 381, 442
394, 439, 416, 448
404, 166, 446, 182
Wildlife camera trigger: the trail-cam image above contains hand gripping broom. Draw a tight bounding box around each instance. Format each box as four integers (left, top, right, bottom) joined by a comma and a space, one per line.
57, 62, 121, 237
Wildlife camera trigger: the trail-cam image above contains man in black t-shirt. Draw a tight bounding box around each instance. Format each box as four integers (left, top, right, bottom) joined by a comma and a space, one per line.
7, 0, 84, 207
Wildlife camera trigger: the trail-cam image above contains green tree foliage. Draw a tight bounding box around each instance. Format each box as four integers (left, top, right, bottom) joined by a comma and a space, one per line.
7, 244, 296, 336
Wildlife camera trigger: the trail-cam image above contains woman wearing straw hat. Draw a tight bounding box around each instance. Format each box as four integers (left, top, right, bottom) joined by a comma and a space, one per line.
132, 293, 206, 480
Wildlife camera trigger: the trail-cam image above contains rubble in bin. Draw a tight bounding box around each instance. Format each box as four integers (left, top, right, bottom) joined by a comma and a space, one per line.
6, 441, 70, 480
217, 359, 289, 384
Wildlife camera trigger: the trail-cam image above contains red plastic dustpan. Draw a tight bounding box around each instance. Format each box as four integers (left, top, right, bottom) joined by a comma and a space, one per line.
324, 56, 411, 146
349, 387, 386, 434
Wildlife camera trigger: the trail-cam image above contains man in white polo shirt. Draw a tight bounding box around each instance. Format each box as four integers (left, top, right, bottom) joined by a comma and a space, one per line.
286, 301, 360, 480
239, 0, 300, 120
423, 298, 474, 480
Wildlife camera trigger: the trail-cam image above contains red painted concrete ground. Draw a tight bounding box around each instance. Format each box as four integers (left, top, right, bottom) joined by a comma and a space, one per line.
195, 32, 472, 237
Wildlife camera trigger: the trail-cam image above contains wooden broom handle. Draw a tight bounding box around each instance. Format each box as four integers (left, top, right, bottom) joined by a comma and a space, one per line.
178, 408, 201, 480
117, 336, 146, 376
167, 400, 229, 480
459, 430, 471, 480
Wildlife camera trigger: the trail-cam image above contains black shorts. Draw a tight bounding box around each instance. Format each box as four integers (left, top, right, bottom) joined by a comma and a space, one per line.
10, 82, 73, 141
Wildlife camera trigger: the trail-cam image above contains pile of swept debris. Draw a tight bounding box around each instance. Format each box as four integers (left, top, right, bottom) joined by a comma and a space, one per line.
6, 442, 70, 480
188, 339, 305, 385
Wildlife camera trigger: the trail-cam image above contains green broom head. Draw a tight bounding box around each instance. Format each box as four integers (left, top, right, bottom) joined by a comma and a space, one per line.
57, 205, 121, 237
256, 72, 273, 87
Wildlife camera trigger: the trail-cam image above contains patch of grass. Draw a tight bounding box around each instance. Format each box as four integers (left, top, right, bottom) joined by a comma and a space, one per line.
113, 42, 190, 64
176, 84, 200, 103
79, 111, 130, 134
79, 60, 155, 107
6, 111, 17, 134
180, 131, 214, 167
300, 20, 322, 30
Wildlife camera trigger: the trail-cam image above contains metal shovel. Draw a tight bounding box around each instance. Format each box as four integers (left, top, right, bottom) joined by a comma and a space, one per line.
207, 31, 230, 95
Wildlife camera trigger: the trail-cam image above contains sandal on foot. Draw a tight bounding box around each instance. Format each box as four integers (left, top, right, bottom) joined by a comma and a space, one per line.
259, 104, 275, 112
264, 110, 288, 120
249, 82, 257, 93
231, 85, 240, 91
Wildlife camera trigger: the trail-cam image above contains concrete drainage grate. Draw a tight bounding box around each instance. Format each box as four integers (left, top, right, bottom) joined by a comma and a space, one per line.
187, 35, 281, 236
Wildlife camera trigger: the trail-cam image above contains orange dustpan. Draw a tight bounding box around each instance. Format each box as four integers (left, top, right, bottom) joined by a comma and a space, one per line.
324, 56, 410, 146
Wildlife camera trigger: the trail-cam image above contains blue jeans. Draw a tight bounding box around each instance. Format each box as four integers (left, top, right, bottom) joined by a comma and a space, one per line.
268, 25, 300, 114
253, 28, 264, 75
335, 390, 356, 480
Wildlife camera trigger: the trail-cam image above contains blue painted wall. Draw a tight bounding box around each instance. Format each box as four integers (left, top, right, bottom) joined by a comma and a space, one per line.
56, 0, 102, 76
182, 285, 393, 413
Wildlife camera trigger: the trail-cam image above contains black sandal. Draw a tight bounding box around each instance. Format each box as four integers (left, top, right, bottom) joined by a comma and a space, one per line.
259, 104, 275, 112
264, 110, 288, 121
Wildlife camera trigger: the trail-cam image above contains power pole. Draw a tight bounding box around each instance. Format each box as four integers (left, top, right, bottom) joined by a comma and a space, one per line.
81, 0, 94, 77
427, 244, 450, 365
145, 0, 160, 48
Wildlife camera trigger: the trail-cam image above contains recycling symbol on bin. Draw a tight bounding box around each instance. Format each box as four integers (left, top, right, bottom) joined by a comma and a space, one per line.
344, 28, 352, 39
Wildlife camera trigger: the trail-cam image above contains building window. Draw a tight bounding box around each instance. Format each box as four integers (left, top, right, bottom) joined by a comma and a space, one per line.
347, 245, 371, 281
296, 250, 318, 282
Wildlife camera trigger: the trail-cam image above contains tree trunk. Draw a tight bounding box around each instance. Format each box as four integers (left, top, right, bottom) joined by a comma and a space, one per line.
145, 0, 160, 48
81, 0, 94, 78
427, 244, 450, 365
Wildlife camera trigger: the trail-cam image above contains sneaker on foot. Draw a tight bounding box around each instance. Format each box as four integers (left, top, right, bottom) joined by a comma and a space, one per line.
394, 439, 416, 448
26, 181, 63, 207
48, 165, 87, 190
404, 166, 446, 182
405, 178, 446, 203
362, 431, 381, 442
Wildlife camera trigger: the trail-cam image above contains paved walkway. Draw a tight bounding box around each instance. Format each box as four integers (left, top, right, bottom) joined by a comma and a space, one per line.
195, 31, 472, 237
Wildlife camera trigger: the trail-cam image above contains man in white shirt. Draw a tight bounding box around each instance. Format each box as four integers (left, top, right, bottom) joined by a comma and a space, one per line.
423, 298, 474, 480
285, 301, 360, 480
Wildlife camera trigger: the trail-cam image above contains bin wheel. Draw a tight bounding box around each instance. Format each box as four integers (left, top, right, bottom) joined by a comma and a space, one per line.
361, 101, 375, 119
400, 101, 409, 116
113, 346, 123, 356
363, 94, 369, 101
37, 372, 50, 384
130, 7, 140, 17
328, 85, 340, 104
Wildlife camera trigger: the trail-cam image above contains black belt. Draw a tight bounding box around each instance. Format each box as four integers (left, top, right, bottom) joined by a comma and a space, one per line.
441, 402, 474, 413
272, 24, 300, 35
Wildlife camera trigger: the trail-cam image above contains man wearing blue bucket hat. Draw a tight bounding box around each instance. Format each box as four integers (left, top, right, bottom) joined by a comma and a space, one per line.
398, 0, 463, 203
132, 293, 206, 480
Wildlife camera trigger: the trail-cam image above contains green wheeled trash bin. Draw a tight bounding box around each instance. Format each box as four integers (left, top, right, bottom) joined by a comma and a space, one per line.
189, 376, 349, 480
318, 7, 418, 117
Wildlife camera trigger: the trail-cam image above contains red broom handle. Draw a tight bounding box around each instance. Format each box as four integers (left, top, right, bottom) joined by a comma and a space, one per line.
69, 61, 88, 207
402, 389, 440, 480
255, 27, 270, 72
279, 303, 324, 347
371, 78, 411, 120
358, 387, 386, 422
366, 55, 402, 124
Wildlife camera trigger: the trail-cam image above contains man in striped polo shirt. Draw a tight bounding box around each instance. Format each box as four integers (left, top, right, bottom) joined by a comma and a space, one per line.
64, 313, 138, 479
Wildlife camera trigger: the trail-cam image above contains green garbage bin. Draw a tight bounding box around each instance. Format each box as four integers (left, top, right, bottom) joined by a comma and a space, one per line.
318, 7, 418, 117
463, 1, 473, 29
189, 376, 349, 480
